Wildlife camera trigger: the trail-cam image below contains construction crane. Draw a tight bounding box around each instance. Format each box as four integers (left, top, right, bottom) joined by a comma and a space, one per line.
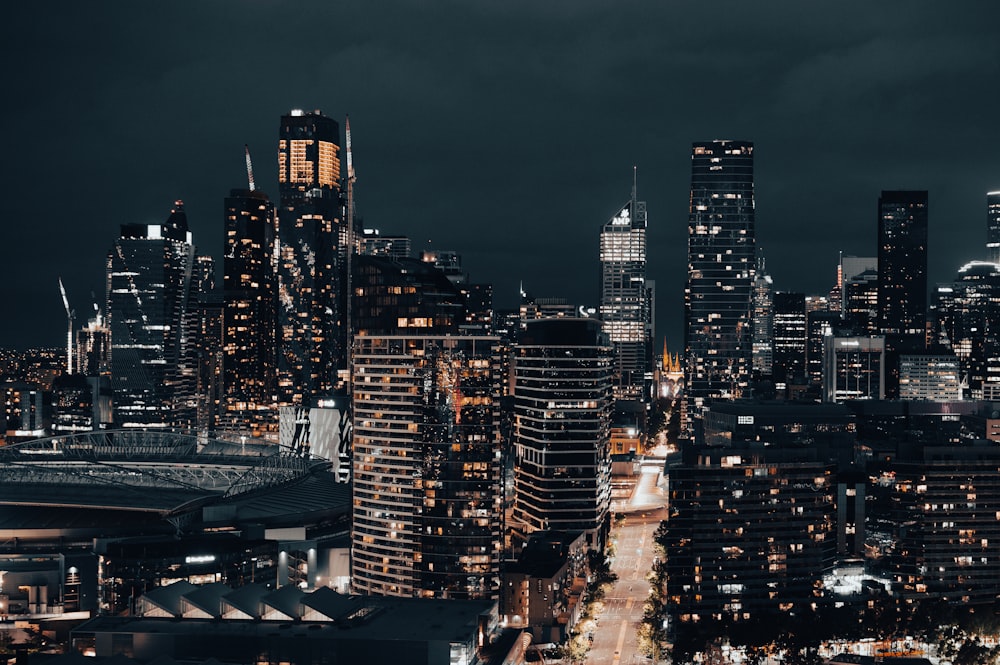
245, 144, 256, 192
344, 116, 357, 389
58, 278, 75, 374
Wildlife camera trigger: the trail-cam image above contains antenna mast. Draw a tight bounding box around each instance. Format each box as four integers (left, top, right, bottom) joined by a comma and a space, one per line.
244, 144, 256, 192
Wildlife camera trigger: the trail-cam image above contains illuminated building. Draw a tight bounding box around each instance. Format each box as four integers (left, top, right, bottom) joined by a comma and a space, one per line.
422, 249, 467, 286
885, 441, 1000, 603
877, 190, 928, 337
75, 311, 111, 377
359, 228, 411, 259
352, 255, 468, 337
987, 191, 1000, 263
599, 178, 649, 401
772, 292, 806, 387
806, 310, 843, 387
221, 188, 278, 436
351, 336, 502, 599
511, 318, 612, 549
107, 201, 197, 428
684, 141, 755, 434
898, 353, 962, 401
933, 261, 1000, 399
752, 253, 773, 375
840, 255, 878, 333
665, 432, 837, 623
823, 336, 886, 402
276, 109, 345, 404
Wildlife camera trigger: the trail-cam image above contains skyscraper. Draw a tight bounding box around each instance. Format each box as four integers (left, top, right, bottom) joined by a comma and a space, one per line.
751, 252, 774, 375
772, 292, 807, 387
351, 336, 502, 599
107, 201, 196, 428
599, 176, 649, 401
276, 109, 345, 405
512, 318, 613, 549
684, 141, 756, 434
877, 190, 928, 337
987, 191, 1000, 264
222, 188, 277, 436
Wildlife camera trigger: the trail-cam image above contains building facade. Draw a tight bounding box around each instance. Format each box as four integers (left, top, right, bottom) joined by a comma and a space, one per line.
877, 190, 928, 338
351, 336, 502, 599
107, 201, 196, 428
684, 141, 756, 434
512, 318, 613, 549
276, 109, 346, 404
222, 188, 278, 436
599, 181, 649, 402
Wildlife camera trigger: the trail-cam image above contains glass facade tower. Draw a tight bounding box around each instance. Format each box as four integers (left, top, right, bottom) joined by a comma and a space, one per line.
107, 201, 196, 428
877, 190, 928, 337
512, 318, 613, 549
599, 181, 649, 401
276, 109, 345, 405
684, 141, 756, 434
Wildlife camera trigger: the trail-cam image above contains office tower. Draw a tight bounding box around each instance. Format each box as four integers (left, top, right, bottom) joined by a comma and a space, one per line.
988, 191, 1000, 263
276, 109, 345, 404
934, 261, 1000, 399
752, 253, 773, 375
222, 188, 278, 435
351, 336, 502, 599
599, 178, 649, 402
898, 354, 961, 401
685, 141, 755, 434
877, 190, 928, 337
840, 255, 878, 333
806, 310, 843, 387
823, 336, 886, 402
107, 201, 196, 428
772, 292, 807, 387
512, 318, 613, 548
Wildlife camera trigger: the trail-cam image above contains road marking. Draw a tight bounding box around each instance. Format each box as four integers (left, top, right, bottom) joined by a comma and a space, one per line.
612, 619, 628, 665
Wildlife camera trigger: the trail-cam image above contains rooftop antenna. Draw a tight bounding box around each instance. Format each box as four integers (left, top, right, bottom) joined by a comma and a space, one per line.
58, 278, 75, 374
244, 144, 256, 192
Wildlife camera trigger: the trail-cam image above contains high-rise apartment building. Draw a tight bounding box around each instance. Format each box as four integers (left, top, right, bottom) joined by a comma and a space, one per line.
512, 318, 613, 548
222, 188, 277, 435
599, 179, 649, 401
276, 109, 345, 404
665, 435, 836, 623
107, 201, 196, 428
877, 190, 928, 337
685, 141, 756, 433
351, 336, 502, 599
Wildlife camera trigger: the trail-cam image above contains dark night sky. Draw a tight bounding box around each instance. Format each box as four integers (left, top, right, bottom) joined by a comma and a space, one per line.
2, 2, 999, 351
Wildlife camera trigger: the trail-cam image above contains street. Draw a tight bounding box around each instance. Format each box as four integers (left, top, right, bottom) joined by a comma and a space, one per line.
586, 462, 669, 665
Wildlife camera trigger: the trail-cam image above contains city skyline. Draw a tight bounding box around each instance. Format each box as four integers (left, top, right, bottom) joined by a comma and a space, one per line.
2, 2, 1000, 352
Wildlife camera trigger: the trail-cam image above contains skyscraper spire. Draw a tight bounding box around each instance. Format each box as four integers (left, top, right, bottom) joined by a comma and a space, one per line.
244, 144, 256, 192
